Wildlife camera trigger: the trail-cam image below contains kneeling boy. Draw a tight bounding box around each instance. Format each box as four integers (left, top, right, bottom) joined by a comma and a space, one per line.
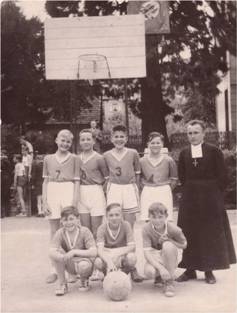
49, 207, 97, 296
94, 203, 138, 279
143, 202, 187, 297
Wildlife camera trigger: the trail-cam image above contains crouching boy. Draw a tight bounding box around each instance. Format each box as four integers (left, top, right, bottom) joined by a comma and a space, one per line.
49, 207, 97, 296
143, 202, 187, 297
94, 203, 138, 278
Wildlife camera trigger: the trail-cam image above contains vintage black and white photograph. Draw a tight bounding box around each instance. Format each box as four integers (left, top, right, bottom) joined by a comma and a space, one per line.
1, 1, 236, 312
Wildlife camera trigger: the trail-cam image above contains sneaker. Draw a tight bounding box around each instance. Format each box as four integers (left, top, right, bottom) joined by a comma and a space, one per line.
164, 280, 175, 297
67, 273, 77, 283
154, 275, 164, 287
46, 273, 58, 284
16, 212, 27, 217
78, 279, 90, 292
176, 270, 197, 282
130, 268, 144, 283
55, 283, 68, 296
90, 269, 104, 281
37, 213, 45, 217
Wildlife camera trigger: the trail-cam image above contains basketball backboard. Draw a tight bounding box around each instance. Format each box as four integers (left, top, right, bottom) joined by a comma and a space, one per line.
44, 15, 146, 80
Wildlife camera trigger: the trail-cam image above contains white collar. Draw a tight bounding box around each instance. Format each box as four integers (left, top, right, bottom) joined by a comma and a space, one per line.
65, 227, 80, 250
106, 222, 121, 241
111, 148, 128, 162
80, 151, 96, 164
55, 152, 71, 164
191, 143, 203, 158
151, 221, 167, 236
147, 154, 164, 167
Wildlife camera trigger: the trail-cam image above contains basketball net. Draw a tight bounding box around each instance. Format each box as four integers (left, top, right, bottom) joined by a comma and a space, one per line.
78, 54, 111, 84
88, 79, 94, 86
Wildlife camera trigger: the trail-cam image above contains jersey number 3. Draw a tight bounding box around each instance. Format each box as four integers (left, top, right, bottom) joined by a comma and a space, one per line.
115, 166, 122, 176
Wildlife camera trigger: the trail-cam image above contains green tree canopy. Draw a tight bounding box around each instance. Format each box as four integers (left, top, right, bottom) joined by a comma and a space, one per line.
1, 1, 45, 126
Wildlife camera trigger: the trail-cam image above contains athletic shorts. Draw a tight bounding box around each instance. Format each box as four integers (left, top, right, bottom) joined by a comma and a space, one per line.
97, 248, 132, 269
145, 247, 182, 269
140, 185, 173, 221
106, 183, 139, 214
78, 185, 106, 217
46, 181, 74, 219
16, 176, 27, 187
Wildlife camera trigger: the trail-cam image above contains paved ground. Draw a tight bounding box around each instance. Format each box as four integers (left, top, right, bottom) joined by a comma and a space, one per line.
1, 211, 237, 313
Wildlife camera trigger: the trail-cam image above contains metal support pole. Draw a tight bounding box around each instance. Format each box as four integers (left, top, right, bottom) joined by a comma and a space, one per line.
124, 79, 129, 137
70, 81, 77, 153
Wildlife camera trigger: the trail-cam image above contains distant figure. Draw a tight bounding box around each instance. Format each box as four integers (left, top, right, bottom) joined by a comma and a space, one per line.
90, 120, 103, 153
20, 136, 33, 156
22, 146, 32, 180
13, 155, 27, 217
31, 153, 44, 217
1, 150, 12, 218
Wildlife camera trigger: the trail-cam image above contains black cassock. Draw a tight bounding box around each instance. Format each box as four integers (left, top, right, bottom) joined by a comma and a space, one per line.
177, 143, 236, 271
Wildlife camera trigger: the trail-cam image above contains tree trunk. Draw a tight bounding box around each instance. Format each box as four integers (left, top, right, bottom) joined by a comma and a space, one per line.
141, 35, 169, 149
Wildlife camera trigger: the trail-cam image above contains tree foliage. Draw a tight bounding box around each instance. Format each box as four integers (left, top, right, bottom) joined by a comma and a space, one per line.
162, 1, 236, 127
1, 1, 45, 126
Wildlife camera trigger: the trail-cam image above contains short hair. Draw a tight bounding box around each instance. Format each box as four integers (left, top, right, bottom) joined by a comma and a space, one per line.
147, 132, 164, 144
61, 206, 79, 219
57, 129, 74, 140
22, 146, 29, 153
148, 202, 168, 217
106, 203, 122, 214
79, 128, 95, 139
112, 125, 127, 134
186, 120, 206, 131
15, 155, 22, 162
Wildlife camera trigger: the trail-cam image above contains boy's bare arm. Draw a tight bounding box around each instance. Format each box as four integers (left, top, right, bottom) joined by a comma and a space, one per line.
135, 173, 140, 190
170, 178, 178, 190
144, 250, 171, 280
68, 246, 97, 258
42, 177, 51, 215
159, 233, 187, 249
109, 245, 135, 258
165, 237, 187, 250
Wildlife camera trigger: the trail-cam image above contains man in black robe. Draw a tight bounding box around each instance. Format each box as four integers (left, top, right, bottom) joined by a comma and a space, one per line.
176, 120, 236, 284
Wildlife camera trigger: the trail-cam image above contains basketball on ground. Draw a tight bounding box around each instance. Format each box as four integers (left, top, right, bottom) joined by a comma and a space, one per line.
103, 271, 132, 301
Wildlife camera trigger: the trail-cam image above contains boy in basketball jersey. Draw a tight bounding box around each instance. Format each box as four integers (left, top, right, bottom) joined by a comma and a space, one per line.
142, 202, 187, 297
94, 203, 138, 279
78, 129, 108, 238
103, 125, 143, 282
49, 206, 97, 296
43, 129, 80, 284
140, 132, 178, 221
104, 125, 140, 228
